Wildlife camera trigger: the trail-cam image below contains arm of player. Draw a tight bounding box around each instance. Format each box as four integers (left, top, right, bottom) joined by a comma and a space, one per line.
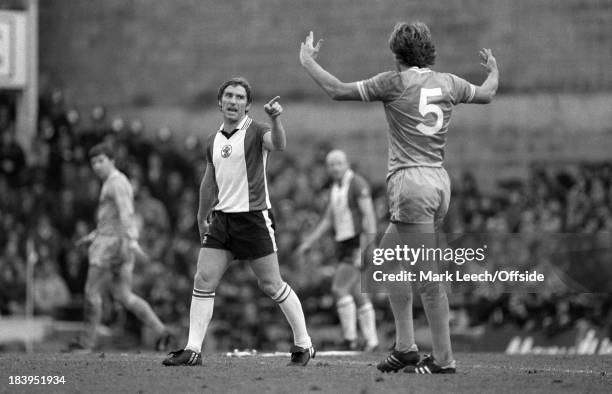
471, 48, 499, 104
297, 203, 334, 255
112, 181, 139, 242
263, 96, 287, 151
197, 163, 218, 241
357, 194, 377, 235
300, 31, 361, 101
357, 193, 377, 256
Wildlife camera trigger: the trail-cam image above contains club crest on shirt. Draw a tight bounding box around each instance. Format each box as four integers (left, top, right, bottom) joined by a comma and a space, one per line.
221, 144, 232, 158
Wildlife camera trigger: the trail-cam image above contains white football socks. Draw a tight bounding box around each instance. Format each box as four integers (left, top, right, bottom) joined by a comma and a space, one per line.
185, 288, 215, 353
272, 282, 312, 349
336, 295, 358, 342
357, 302, 379, 348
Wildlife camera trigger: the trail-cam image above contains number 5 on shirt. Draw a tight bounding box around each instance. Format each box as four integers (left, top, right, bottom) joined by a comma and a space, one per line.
416, 88, 443, 135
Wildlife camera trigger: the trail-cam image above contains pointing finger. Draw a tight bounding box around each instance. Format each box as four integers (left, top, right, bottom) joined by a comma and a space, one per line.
266, 96, 281, 106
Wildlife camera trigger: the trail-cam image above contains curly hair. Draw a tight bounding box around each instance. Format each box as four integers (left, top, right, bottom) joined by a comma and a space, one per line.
388, 22, 436, 68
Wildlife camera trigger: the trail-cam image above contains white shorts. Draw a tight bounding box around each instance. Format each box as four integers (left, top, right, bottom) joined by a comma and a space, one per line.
88, 234, 133, 270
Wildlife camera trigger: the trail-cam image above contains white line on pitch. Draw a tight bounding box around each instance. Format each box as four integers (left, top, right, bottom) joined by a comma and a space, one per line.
471, 364, 606, 376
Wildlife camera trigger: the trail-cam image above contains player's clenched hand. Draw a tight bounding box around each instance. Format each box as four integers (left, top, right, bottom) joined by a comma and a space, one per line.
479, 48, 498, 73
264, 96, 283, 119
300, 31, 323, 64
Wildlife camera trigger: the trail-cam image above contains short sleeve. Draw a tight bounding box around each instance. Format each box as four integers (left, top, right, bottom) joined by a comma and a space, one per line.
205, 134, 215, 164
257, 122, 272, 151
356, 71, 396, 102
259, 122, 272, 140
351, 175, 371, 201
448, 73, 476, 104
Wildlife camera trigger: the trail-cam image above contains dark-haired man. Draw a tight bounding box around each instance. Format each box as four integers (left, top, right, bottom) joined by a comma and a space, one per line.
71, 143, 173, 352
163, 77, 314, 367
300, 22, 498, 374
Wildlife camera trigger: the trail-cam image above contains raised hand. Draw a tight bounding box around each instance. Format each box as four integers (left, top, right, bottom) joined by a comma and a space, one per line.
479, 48, 498, 73
300, 31, 324, 64
264, 96, 283, 119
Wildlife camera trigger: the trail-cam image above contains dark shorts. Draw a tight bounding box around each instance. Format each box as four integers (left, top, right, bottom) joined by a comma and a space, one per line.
336, 235, 361, 266
202, 210, 278, 260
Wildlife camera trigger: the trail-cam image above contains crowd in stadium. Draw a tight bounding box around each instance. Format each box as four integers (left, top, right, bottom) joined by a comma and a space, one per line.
1, 90, 611, 349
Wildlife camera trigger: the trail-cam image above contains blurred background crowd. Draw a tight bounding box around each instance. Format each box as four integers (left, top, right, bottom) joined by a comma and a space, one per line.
1, 89, 611, 350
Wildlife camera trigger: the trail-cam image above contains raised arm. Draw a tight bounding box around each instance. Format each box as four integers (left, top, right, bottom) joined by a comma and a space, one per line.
262, 96, 287, 151
471, 48, 499, 104
197, 163, 218, 241
300, 31, 361, 101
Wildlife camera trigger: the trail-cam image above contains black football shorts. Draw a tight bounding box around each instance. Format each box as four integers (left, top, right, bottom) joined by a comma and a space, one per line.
202, 209, 277, 260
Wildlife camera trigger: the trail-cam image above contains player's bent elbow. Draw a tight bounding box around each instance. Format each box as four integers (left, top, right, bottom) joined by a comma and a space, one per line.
326, 83, 356, 101
327, 89, 344, 100
480, 95, 493, 104
485, 91, 497, 103
330, 90, 355, 101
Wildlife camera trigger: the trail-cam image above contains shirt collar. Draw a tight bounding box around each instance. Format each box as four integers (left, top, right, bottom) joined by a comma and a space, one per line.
218, 115, 250, 133
409, 66, 432, 73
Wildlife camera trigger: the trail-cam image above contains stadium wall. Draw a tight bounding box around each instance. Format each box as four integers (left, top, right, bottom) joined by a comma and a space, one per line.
38, 0, 612, 187
39, 0, 612, 105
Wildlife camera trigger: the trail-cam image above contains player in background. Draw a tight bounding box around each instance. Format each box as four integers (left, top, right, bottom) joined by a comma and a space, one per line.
297, 149, 379, 351
300, 22, 498, 374
71, 142, 174, 352
162, 77, 315, 367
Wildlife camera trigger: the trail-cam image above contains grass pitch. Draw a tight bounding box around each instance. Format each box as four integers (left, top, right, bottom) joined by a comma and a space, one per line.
1, 351, 611, 393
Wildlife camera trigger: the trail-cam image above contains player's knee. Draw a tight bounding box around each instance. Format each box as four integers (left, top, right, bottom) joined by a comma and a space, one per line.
388, 290, 413, 304
193, 270, 219, 292
259, 279, 284, 298
418, 282, 446, 302
331, 283, 350, 298
84, 283, 100, 301
84, 289, 102, 309
353, 292, 370, 307
117, 291, 136, 308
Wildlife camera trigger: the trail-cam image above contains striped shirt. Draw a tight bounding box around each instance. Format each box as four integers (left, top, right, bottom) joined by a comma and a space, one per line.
205, 115, 272, 212
357, 67, 476, 178
330, 170, 370, 242
96, 169, 138, 239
